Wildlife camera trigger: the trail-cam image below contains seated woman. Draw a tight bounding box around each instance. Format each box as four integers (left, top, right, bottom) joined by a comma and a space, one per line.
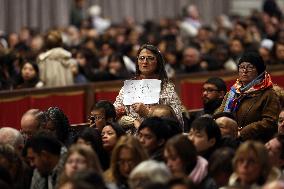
57, 144, 103, 187
104, 135, 148, 189
114, 44, 184, 130
216, 52, 280, 142
43, 107, 71, 146
101, 122, 125, 155
14, 60, 44, 89
229, 141, 279, 188
104, 53, 133, 80
74, 127, 109, 170
88, 100, 117, 132
164, 134, 217, 189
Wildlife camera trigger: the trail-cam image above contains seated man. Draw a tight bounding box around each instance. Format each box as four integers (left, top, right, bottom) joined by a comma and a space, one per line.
0, 127, 24, 154
26, 133, 63, 189
278, 108, 284, 135
137, 117, 176, 162
188, 116, 222, 160
149, 104, 177, 119
213, 112, 238, 139
265, 134, 284, 171
21, 109, 46, 141
188, 77, 227, 128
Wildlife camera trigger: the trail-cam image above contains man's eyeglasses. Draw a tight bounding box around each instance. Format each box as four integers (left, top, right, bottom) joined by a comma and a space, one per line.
202, 88, 220, 93
138, 56, 156, 62
238, 65, 255, 72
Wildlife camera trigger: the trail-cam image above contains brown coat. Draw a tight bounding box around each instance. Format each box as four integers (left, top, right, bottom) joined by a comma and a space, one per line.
216, 87, 280, 142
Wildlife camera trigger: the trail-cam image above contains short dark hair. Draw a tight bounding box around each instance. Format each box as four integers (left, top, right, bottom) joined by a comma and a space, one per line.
209, 147, 235, 176
191, 116, 222, 144
91, 100, 116, 121
103, 122, 125, 138
138, 117, 172, 141
162, 117, 183, 136
25, 132, 62, 156
205, 77, 227, 93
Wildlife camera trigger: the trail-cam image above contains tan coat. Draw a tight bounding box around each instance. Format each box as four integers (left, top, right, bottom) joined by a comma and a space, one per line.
37, 47, 74, 87
216, 87, 280, 142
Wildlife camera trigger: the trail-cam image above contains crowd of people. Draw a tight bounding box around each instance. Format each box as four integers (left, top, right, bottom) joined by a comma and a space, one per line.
1, 0, 284, 89
0, 38, 283, 189
1, 0, 284, 189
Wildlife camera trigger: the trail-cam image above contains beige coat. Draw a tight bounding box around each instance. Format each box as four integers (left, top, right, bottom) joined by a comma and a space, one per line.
37, 47, 74, 87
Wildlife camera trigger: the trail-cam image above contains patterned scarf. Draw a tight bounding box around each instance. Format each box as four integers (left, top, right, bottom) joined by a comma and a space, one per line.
224, 72, 273, 112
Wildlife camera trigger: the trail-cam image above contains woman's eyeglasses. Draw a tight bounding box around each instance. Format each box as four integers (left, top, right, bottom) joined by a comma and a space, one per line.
238, 65, 255, 72
88, 115, 105, 122
138, 56, 156, 62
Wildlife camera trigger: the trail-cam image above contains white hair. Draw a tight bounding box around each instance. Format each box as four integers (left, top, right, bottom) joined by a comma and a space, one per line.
263, 180, 284, 189
0, 127, 24, 148
128, 160, 171, 188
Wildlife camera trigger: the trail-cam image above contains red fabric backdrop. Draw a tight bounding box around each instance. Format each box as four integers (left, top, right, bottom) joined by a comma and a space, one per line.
1, 71, 284, 129
180, 73, 284, 110
0, 92, 85, 130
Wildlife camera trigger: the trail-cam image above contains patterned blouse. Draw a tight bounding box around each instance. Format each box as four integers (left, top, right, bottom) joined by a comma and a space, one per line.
114, 81, 184, 129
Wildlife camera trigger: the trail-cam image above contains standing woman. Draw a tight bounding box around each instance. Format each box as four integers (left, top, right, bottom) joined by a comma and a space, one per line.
114, 44, 184, 129
217, 52, 280, 142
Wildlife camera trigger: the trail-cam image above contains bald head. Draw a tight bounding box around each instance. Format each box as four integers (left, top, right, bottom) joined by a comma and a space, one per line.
215, 116, 238, 139
149, 105, 176, 119
21, 109, 45, 138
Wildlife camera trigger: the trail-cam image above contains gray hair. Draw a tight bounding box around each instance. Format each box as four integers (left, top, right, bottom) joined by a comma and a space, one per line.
128, 160, 171, 189
0, 127, 24, 149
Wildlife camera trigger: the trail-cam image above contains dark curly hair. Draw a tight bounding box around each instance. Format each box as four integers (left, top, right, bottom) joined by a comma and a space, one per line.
45, 107, 70, 145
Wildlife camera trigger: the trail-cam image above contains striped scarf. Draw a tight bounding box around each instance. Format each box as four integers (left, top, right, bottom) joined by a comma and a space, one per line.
224, 72, 273, 112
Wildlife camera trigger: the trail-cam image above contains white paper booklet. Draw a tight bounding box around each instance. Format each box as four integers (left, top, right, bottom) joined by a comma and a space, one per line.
123, 79, 161, 105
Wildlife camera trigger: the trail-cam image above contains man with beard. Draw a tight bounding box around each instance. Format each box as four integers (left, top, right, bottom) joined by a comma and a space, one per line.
26, 133, 63, 189
202, 77, 227, 114
188, 77, 227, 128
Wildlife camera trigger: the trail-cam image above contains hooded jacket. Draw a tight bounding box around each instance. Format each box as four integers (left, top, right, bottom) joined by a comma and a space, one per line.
38, 47, 74, 87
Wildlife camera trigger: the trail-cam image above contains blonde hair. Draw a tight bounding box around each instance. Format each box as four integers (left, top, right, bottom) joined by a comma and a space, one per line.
233, 141, 271, 185
273, 84, 284, 108
44, 30, 62, 49
58, 144, 103, 187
